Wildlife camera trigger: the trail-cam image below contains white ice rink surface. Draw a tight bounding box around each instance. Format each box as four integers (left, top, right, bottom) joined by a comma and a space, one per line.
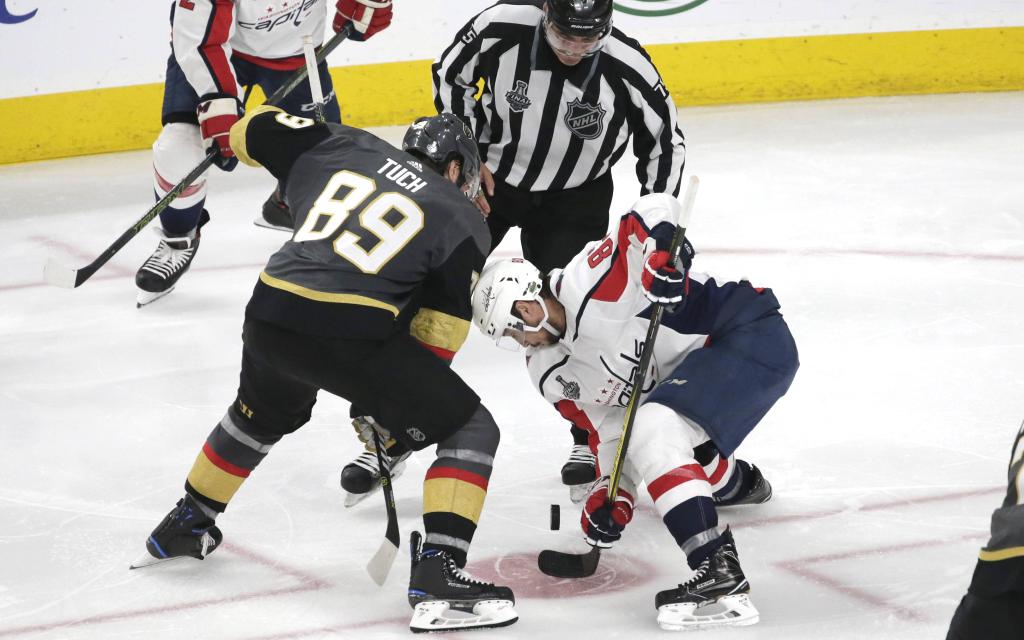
2, 92, 1024, 639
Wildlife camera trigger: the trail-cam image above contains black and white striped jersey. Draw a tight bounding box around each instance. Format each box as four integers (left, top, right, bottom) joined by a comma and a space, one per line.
432, 0, 686, 195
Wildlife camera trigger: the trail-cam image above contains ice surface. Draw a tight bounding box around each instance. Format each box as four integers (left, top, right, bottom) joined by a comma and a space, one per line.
1, 92, 1023, 639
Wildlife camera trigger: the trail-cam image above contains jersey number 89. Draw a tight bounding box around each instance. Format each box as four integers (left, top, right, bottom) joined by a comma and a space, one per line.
294, 170, 425, 274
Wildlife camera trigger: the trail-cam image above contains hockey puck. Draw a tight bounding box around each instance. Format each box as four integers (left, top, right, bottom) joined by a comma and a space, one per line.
550, 504, 560, 530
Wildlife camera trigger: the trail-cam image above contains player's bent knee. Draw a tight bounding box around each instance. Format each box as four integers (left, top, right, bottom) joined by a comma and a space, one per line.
630, 403, 707, 479
437, 403, 500, 458
152, 123, 208, 203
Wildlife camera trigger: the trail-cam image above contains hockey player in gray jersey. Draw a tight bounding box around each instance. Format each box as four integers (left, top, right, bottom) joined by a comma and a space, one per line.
134, 110, 517, 633
947, 423, 1024, 639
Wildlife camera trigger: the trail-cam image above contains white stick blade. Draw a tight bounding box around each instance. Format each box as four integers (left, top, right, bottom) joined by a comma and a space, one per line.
366, 538, 399, 586
678, 175, 700, 229
43, 257, 78, 289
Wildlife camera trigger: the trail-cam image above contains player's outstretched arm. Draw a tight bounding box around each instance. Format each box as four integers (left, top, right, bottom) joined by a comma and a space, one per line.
229, 106, 332, 183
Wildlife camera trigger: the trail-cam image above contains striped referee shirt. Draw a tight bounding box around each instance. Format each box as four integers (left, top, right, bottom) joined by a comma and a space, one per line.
433, 0, 686, 195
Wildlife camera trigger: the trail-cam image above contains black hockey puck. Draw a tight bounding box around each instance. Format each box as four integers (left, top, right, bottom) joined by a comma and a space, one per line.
550, 504, 560, 530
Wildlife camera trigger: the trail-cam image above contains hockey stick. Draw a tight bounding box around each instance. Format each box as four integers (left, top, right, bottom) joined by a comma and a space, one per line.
302, 36, 327, 124
366, 430, 401, 586
42, 24, 353, 290
538, 175, 700, 579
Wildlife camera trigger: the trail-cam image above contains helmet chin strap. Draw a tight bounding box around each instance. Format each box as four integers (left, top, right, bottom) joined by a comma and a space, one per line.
532, 297, 562, 338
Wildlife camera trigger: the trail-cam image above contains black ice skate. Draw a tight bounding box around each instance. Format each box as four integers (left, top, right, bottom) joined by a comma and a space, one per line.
714, 463, 772, 507
135, 211, 209, 307
254, 186, 293, 232
654, 529, 759, 630
130, 495, 222, 570
340, 447, 411, 507
407, 531, 518, 633
561, 444, 598, 503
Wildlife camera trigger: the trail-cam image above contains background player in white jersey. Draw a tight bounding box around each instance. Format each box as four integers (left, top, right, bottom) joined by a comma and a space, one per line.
470, 193, 799, 629
135, 0, 393, 307
432, 0, 687, 489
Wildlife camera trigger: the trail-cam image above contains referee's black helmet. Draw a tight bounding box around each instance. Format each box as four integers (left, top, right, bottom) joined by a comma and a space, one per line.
546, 0, 613, 39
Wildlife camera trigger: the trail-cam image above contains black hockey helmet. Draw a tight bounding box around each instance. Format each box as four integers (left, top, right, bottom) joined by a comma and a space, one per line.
545, 0, 613, 40
402, 113, 482, 201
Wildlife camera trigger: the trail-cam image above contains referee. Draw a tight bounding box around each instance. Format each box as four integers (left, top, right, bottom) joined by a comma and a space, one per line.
433, 0, 686, 496
433, 0, 687, 275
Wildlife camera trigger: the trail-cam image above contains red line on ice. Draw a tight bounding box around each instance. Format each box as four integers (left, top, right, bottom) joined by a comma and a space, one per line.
775, 532, 987, 623
8, 245, 1024, 293
0, 542, 329, 638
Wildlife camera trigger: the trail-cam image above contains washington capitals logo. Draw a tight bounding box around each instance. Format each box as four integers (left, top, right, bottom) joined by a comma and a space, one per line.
564, 98, 606, 140
505, 80, 532, 113
0, 0, 37, 24
555, 375, 581, 400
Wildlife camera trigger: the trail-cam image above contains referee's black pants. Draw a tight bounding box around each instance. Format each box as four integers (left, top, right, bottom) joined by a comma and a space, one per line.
486, 172, 613, 275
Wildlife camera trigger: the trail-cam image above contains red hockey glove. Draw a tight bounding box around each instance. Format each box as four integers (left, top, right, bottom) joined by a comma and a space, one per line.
581, 477, 634, 548
197, 94, 242, 172
641, 230, 694, 306
334, 0, 392, 40
642, 250, 686, 305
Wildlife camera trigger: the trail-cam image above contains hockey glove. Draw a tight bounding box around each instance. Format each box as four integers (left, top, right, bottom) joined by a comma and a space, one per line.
351, 415, 409, 457
197, 94, 243, 172
581, 477, 635, 548
641, 229, 694, 307
334, 0, 392, 40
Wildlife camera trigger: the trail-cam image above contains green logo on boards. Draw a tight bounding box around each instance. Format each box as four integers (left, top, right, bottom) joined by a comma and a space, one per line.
613, 0, 710, 17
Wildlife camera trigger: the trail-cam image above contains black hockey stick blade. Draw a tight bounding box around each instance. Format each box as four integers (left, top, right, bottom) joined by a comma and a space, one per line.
537, 546, 601, 578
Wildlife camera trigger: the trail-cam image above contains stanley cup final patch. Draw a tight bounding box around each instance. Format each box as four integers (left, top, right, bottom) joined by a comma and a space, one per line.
505, 80, 532, 113
556, 375, 581, 400
564, 98, 606, 140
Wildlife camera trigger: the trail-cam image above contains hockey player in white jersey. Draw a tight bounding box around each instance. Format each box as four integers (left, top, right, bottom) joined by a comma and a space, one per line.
471, 193, 799, 630
135, 0, 393, 307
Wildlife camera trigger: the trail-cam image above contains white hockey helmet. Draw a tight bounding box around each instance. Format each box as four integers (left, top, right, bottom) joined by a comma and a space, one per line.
472, 258, 554, 350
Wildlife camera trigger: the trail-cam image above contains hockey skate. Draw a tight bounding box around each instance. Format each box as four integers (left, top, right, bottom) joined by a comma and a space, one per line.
340, 447, 411, 507
654, 529, 759, 630
714, 463, 772, 507
561, 444, 598, 503
130, 495, 222, 569
135, 211, 208, 307
407, 531, 518, 633
254, 186, 293, 232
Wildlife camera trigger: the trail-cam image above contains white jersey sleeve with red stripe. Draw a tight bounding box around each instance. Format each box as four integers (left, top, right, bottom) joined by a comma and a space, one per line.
171, 0, 327, 99
554, 192, 683, 333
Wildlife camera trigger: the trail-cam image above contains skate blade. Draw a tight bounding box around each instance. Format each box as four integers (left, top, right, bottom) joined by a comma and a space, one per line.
253, 217, 292, 233
410, 600, 518, 633
344, 488, 377, 508
136, 286, 175, 308
129, 551, 188, 570
568, 482, 592, 504
657, 594, 759, 630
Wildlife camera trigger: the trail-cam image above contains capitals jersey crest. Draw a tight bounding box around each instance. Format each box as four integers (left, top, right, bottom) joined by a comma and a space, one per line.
564, 98, 606, 140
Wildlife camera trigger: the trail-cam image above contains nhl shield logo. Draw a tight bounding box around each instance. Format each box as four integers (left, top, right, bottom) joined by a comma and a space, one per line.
505, 80, 532, 113
564, 98, 606, 140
